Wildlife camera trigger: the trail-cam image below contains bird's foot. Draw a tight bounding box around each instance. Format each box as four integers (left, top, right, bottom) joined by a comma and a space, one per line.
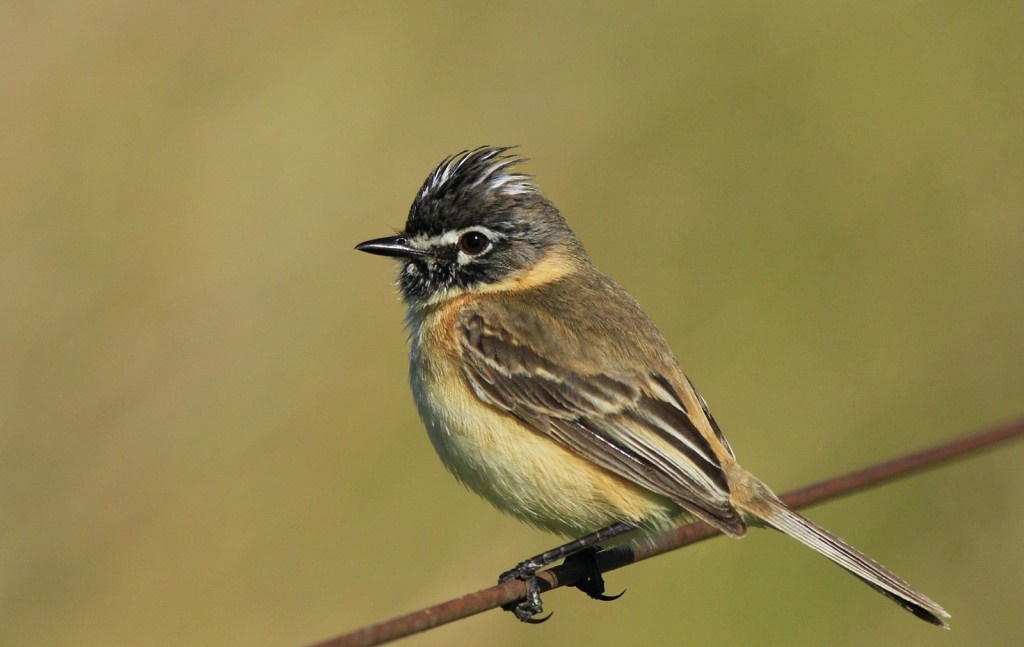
564, 547, 625, 602
499, 559, 552, 623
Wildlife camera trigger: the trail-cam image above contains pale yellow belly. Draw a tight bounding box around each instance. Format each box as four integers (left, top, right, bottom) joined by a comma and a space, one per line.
409, 338, 680, 538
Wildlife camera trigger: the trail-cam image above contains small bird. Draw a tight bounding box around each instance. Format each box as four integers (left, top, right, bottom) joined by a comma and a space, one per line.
355, 146, 949, 627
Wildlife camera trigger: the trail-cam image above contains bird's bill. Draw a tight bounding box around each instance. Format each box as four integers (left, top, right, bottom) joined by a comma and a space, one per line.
354, 235, 427, 258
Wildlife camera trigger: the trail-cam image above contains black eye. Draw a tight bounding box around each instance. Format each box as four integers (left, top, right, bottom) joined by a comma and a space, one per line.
458, 231, 490, 255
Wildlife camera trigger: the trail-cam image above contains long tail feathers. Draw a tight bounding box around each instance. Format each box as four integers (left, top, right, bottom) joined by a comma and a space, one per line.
735, 484, 950, 627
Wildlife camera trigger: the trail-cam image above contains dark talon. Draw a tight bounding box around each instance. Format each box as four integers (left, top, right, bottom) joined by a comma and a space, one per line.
520, 611, 552, 624
590, 588, 626, 602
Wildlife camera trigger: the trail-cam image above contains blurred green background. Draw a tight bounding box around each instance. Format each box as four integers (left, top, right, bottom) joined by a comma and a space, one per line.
3, 3, 1022, 646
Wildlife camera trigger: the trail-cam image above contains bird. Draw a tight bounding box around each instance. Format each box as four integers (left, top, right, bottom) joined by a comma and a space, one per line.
354, 146, 949, 627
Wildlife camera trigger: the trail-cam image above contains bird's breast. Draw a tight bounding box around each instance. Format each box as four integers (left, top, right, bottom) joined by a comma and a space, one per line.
405, 300, 678, 537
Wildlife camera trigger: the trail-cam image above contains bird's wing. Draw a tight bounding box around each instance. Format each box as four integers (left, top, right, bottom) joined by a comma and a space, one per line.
459, 312, 746, 536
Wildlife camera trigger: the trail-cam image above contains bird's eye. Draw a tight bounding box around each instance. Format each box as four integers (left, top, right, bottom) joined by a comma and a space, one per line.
458, 231, 490, 255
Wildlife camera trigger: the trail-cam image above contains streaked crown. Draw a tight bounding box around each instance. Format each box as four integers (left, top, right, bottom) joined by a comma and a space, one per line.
406, 146, 537, 238
359, 147, 585, 306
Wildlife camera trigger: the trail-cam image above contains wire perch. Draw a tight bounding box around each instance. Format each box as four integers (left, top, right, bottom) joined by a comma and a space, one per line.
308, 416, 1024, 647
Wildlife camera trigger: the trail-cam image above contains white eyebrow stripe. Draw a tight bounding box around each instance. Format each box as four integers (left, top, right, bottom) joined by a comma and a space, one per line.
410, 226, 504, 249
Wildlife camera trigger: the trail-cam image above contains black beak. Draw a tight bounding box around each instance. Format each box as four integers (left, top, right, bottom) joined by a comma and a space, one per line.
354, 235, 427, 259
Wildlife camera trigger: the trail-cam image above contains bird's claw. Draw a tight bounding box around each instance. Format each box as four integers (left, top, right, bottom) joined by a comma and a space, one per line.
588, 588, 626, 602
499, 559, 552, 623
565, 547, 626, 602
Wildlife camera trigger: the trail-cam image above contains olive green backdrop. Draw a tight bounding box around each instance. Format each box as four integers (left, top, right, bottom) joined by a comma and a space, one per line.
3, 3, 1022, 646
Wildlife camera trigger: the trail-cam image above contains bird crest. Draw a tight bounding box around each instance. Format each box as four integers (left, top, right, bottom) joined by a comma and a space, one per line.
418, 146, 535, 202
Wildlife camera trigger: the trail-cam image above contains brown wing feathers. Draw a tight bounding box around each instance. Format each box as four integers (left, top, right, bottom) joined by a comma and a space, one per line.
460, 313, 746, 536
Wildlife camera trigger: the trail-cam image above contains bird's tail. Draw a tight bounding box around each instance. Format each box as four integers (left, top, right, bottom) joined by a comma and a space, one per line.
731, 473, 950, 628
